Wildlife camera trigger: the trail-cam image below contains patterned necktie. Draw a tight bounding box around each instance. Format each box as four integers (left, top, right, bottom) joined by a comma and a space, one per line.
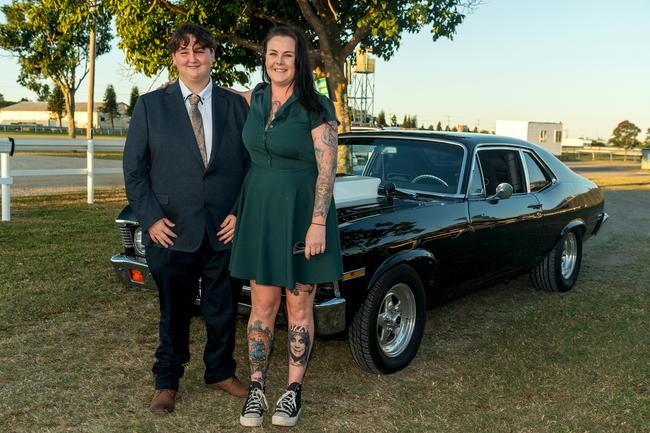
188, 94, 208, 167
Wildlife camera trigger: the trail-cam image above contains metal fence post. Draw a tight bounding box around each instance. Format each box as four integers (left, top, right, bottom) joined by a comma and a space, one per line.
87, 138, 94, 204
1, 153, 11, 222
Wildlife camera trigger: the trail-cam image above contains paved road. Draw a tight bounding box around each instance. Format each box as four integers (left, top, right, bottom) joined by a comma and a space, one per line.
7, 154, 124, 196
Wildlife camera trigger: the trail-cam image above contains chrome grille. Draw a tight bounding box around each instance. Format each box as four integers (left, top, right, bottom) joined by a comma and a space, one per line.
119, 226, 134, 248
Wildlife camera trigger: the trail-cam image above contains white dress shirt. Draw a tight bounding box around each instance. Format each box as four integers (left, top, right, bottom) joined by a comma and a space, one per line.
178, 78, 213, 161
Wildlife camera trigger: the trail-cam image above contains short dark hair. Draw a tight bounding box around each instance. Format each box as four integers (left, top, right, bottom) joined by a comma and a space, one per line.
167, 23, 217, 53
261, 26, 322, 116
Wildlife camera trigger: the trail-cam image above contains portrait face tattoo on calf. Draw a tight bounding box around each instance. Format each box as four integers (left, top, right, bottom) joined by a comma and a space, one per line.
248, 320, 273, 381
288, 324, 311, 366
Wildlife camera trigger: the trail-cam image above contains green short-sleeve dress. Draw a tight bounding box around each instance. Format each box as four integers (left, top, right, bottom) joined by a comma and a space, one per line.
229, 83, 343, 288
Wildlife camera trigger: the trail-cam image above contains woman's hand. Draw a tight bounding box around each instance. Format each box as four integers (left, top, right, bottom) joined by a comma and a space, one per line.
158, 79, 177, 89
304, 223, 326, 260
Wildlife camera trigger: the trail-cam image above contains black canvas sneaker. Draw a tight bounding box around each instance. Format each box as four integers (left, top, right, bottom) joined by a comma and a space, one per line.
271, 382, 302, 427
240, 381, 268, 427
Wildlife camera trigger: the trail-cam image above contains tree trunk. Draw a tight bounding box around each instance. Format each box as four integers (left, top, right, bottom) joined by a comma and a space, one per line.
325, 60, 352, 174
62, 88, 76, 138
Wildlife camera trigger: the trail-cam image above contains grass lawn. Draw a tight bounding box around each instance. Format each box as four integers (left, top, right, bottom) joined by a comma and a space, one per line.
0, 187, 649, 432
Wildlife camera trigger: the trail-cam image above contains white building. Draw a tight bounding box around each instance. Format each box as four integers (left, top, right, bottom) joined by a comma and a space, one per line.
496, 120, 563, 155
0, 101, 130, 129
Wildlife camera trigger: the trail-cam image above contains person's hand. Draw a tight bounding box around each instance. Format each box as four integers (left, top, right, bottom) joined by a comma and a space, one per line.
158, 79, 177, 89
217, 214, 236, 244
304, 223, 326, 260
149, 218, 177, 248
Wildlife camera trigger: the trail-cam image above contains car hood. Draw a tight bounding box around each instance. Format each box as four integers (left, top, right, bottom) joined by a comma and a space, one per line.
336, 196, 423, 224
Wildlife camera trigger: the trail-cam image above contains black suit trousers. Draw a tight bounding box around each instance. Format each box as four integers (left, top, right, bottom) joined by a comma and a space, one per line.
146, 233, 240, 390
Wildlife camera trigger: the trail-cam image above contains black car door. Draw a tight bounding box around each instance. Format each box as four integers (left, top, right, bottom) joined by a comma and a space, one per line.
466, 147, 544, 279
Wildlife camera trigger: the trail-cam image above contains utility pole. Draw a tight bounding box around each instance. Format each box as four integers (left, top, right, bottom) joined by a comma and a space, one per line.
86, 0, 96, 204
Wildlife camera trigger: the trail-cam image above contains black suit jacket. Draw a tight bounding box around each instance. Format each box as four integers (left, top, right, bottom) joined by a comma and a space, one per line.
123, 81, 249, 252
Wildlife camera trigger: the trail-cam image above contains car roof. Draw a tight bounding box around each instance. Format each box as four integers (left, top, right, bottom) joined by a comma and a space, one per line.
339, 130, 535, 152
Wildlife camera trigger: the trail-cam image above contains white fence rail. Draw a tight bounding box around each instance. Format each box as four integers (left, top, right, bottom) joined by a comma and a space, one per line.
563, 145, 643, 161
1, 137, 125, 222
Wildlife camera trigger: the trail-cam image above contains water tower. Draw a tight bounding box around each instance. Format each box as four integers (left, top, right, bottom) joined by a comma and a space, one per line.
348, 48, 376, 126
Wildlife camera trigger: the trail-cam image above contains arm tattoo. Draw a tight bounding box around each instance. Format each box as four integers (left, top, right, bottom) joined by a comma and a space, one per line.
288, 324, 312, 366
312, 121, 338, 220
248, 320, 273, 382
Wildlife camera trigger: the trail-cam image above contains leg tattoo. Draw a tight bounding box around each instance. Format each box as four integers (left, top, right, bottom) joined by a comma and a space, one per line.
248, 320, 273, 383
288, 283, 315, 296
288, 324, 311, 366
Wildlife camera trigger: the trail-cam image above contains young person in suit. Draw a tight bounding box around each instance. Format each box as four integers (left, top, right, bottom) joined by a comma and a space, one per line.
123, 23, 249, 414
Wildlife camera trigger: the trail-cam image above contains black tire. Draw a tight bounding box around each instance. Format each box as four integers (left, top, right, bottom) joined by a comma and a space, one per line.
531, 229, 583, 292
349, 264, 426, 374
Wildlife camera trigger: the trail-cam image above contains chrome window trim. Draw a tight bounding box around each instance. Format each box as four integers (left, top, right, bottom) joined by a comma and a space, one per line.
468, 143, 532, 199
340, 135, 468, 198
520, 149, 556, 192
466, 153, 487, 200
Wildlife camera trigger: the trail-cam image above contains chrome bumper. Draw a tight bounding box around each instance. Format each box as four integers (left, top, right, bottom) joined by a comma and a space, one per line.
237, 286, 347, 336
111, 254, 347, 335
110, 254, 157, 290
592, 212, 609, 235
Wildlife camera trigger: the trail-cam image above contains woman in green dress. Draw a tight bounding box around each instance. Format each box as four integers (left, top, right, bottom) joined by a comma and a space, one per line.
228, 26, 342, 428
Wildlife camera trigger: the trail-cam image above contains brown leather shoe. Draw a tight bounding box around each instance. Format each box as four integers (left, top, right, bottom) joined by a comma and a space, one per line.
150, 389, 177, 414
209, 376, 248, 397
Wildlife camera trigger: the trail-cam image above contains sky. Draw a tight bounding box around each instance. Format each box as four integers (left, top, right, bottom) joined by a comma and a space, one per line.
1, 0, 649, 140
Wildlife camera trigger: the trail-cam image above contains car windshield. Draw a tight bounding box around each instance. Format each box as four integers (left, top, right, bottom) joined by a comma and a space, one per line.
338, 138, 465, 195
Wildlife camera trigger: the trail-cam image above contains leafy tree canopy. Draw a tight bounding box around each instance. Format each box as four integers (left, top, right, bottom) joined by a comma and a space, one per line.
47, 84, 66, 127
0, 0, 113, 136
108, 0, 475, 132
126, 86, 139, 117
609, 120, 641, 149
376, 109, 386, 127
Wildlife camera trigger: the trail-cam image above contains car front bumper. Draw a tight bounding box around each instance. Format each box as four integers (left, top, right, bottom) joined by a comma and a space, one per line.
110, 254, 347, 335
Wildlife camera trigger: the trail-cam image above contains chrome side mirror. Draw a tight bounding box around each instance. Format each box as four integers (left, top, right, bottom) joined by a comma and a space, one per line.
488, 182, 513, 201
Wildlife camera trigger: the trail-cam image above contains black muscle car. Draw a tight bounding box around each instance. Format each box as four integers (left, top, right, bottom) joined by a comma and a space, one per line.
111, 131, 608, 374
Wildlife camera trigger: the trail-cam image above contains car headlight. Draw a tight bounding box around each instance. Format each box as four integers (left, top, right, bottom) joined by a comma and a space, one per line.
133, 227, 146, 256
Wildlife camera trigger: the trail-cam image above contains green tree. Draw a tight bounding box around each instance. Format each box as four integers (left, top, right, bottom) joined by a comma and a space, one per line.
427, 124, 434, 130
101, 84, 119, 128
402, 115, 409, 128
411, 115, 418, 129
126, 86, 139, 117
472, 126, 478, 133
390, 114, 398, 127
47, 85, 66, 128
0, 0, 112, 137
108, 0, 476, 170
445, 124, 451, 131
376, 109, 386, 127
609, 120, 641, 149
436, 121, 443, 131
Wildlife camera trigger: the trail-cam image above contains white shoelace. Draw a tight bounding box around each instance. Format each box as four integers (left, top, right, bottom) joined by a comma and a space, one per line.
275, 390, 297, 415
243, 388, 267, 415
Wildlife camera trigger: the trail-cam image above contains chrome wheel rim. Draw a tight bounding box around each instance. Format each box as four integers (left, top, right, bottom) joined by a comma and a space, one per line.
376, 283, 416, 357
561, 232, 578, 279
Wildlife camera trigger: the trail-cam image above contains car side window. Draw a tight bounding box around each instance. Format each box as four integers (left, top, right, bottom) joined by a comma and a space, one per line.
476, 149, 526, 196
468, 155, 485, 197
523, 151, 552, 192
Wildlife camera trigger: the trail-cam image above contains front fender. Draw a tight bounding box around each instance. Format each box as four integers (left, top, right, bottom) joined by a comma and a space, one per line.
560, 219, 586, 240
367, 249, 438, 290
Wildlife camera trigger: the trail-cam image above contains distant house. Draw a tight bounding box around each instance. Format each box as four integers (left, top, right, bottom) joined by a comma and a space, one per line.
496, 120, 563, 155
0, 101, 130, 129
